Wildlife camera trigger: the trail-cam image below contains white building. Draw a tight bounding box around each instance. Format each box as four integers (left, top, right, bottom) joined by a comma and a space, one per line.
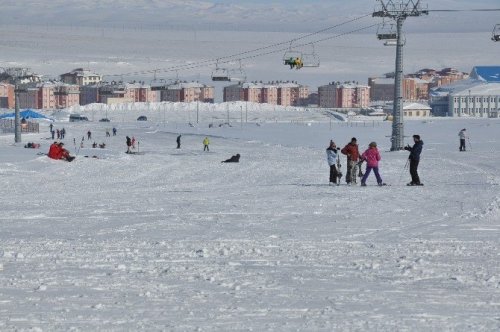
60, 68, 102, 86
384, 102, 431, 118
430, 66, 500, 117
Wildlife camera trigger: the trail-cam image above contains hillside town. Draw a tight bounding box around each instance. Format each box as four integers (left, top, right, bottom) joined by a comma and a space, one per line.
1, 65, 499, 118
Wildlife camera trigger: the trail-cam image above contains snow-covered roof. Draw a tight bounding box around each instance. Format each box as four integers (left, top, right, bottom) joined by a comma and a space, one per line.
383, 102, 431, 110
370, 77, 394, 85
430, 79, 500, 97
62, 68, 101, 78
470, 66, 500, 83
167, 82, 212, 90
403, 102, 431, 110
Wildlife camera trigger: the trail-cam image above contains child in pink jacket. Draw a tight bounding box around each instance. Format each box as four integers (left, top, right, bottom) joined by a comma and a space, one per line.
360, 142, 384, 186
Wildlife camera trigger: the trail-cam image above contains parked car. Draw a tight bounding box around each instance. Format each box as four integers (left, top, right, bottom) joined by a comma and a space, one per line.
137, 116, 148, 121
69, 114, 89, 122
99, 118, 110, 122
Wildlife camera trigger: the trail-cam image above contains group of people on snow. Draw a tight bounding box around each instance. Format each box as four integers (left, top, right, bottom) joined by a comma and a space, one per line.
327, 135, 423, 187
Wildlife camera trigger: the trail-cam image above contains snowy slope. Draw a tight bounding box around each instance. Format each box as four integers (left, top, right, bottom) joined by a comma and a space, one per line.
0, 109, 499, 330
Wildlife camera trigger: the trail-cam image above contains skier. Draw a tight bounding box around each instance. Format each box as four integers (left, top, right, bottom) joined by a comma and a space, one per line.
131, 136, 136, 149
326, 141, 340, 185
458, 128, 467, 151
126, 136, 132, 153
341, 137, 360, 185
87, 130, 92, 140
222, 154, 240, 163
49, 123, 53, 132
61, 128, 66, 139
360, 142, 384, 186
176, 134, 181, 149
113, 127, 117, 136
203, 137, 210, 151
404, 135, 424, 186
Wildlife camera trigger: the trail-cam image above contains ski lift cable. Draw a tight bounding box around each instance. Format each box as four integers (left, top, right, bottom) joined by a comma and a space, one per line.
103, 7, 500, 79
144, 23, 380, 75
428, 8, 500, 12
103, 22, 378, 79
103, 13, 374, 78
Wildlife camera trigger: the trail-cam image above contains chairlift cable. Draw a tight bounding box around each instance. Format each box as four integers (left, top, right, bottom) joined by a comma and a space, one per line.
103, 13, 374, 78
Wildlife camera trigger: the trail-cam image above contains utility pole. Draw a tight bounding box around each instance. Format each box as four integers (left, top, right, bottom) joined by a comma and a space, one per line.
2, 67, 34, 143
373, 0, 428, 151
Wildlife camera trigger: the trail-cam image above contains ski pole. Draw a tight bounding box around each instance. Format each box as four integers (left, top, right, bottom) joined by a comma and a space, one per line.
398, 159, 409, 184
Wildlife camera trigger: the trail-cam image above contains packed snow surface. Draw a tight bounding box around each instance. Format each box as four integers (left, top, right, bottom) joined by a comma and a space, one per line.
0, 107, 499, 331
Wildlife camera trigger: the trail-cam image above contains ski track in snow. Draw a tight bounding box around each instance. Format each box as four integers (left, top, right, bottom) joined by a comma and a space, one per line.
0, 114, 500, 331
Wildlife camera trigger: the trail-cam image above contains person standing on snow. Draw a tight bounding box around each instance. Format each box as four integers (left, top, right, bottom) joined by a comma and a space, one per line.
360, 142, 384, 186
176, 134, 182, 149
458, 128, 467, 151
126, 136, 132, 153
404, 135, 424, 186
203, 137, 210, 152
87, 130, 92, 140
326, 141, 340, 185
341, 137, 361, 185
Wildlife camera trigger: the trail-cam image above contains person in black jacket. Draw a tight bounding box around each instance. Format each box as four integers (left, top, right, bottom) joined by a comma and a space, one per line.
404, 135, 424, 186
222, 154, 240, 163
176, 134, 181, 149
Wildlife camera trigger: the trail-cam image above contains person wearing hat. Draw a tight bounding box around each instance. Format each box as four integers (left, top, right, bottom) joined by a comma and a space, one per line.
360, 142, 384, 186
458, 128, 467, 151
341, 137, 361, 185
326, 140, 341, 185
404, 135, 424, 186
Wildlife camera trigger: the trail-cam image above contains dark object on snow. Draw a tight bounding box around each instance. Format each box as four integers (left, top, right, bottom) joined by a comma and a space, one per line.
137, 116, 148, 121
404, 135, 424, 186
222, 154, 240, 163
177, 135, 181, 149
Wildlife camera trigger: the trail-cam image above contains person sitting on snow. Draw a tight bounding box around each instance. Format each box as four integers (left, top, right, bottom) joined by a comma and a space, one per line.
48, 142, 74, 162
222, 154, 240, 163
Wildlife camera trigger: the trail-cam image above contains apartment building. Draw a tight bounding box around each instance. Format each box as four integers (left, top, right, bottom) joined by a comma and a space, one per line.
0, 83, 15, 108
60, 68, 102, 86
159, 82, 215, 103
318, 82, 370, 108
224, 82, 309, 106
369, 68, 468, 102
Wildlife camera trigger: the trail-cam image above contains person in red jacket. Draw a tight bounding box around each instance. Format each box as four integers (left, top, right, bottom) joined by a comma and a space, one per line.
58, 142, 75, 162
48, 142, 74, 162
341, 137, 360, 185
48, 142, 62, 160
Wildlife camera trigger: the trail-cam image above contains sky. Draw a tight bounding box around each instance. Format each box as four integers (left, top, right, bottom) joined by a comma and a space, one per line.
0, 0, 498, 33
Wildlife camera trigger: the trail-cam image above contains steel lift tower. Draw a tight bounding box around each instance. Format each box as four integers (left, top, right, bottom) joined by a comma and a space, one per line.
373, 1, 428, 151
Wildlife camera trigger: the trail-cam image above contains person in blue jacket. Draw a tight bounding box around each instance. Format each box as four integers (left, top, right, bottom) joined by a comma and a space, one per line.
326, 140, 340, 185
404, 134, 424, 186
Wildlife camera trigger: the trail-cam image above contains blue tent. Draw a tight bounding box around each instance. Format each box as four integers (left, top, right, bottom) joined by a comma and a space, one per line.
0, 109, 53, 121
